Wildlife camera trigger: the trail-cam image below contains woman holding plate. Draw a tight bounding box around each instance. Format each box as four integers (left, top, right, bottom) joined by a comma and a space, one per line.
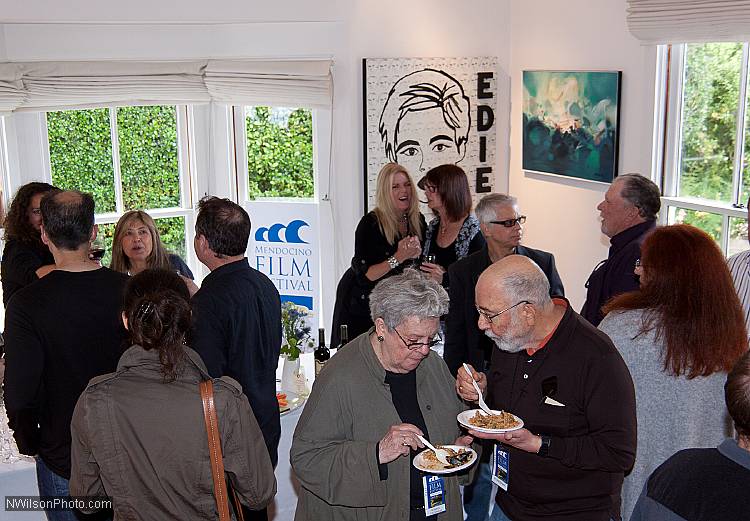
291, 269, 476, 521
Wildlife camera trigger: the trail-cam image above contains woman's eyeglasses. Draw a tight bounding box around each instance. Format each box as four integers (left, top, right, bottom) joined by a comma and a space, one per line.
490, 216, 526, 228
393, 328, 443, 350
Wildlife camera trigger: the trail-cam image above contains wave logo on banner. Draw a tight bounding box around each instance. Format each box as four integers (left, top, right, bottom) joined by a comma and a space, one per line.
255, 220, 309, 244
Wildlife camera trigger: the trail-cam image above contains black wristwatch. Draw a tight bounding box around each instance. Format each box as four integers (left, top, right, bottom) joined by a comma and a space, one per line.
537, 435, 551, 457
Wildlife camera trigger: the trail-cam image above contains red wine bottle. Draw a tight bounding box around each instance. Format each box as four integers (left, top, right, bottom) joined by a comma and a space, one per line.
314, 328, 330, 377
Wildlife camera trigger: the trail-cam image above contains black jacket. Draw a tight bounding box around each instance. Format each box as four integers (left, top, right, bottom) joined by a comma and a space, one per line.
443, 245, 565, 376
581, 220, 655, 326
191, 258, 282, 466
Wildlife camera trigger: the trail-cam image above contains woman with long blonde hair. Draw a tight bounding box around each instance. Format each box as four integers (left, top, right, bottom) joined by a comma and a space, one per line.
331, 163, 425, 346
110, 210, 198, 294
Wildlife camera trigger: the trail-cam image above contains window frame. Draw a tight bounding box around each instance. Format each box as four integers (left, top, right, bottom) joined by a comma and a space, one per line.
659, 42, 750, 254
232, 105, 331, 203
39, 104, 199, 274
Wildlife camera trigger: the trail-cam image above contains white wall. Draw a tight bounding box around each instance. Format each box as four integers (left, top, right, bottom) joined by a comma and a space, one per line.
0, 0, 512, 327
508, 0, 657, 308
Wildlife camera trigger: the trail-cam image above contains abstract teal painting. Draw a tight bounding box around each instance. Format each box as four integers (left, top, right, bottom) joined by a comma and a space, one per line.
522, 70, 621, 183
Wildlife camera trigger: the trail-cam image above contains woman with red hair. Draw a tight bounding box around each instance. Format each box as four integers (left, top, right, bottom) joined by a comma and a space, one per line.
599, 224, 748, 520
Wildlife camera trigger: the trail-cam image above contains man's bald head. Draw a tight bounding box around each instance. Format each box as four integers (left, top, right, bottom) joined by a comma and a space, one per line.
477, 255, 552, 308
40, 190, 95, 251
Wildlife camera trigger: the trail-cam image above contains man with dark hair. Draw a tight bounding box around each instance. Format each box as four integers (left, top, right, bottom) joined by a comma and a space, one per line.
3, 190, 127, 521
191, 196, 281, 521
631, 350, 750, 520
581, 173, 661, 326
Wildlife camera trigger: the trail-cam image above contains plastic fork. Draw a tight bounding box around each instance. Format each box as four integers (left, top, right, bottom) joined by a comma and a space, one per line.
416, 434, 451, 465
463, 363, 494, 415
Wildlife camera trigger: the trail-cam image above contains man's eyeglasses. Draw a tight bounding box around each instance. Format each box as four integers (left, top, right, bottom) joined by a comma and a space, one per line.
489, 216, 526, 228
476, 300, 530, 322
393, 328, 443, 350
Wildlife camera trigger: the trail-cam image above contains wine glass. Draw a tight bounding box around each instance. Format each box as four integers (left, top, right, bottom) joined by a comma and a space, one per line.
89, 236, 106, 265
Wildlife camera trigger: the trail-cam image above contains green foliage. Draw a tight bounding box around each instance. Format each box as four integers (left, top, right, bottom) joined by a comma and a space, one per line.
47, 106, 185, 257
48, 109, 115, 212
246, 107, 314, 199
679, 43, 743, 240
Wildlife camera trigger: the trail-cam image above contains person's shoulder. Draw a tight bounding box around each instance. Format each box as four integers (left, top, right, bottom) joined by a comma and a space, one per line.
82, 368, 120, 393
517, 244, 554, 262
449, 248, 485, 275
728, 249, 750, 267
599, 308, 646, 331
566, 308, 623, 356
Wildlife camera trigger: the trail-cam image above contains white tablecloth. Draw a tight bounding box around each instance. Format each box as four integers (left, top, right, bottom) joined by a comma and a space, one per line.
0, 460, 45, 521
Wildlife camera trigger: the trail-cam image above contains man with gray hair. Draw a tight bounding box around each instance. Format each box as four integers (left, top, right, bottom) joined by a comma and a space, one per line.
582, 173, 661, 326
445, 194, 565, 521
457, 255, 636, 521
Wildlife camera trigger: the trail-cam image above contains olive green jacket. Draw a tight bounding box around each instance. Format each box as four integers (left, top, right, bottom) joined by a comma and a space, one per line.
291, 331, 474, 521
69, 345, 276, 520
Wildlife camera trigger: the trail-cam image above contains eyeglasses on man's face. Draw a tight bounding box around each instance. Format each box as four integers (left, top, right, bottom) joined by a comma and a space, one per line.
393, 328, 443, 350
489, 216, 526, 228
476, 300, 530, 323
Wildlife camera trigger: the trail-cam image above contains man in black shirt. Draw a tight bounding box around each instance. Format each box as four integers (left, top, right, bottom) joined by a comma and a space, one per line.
191, 197, 281, 521
581, 174, 660, 326
3, 190, 127, 521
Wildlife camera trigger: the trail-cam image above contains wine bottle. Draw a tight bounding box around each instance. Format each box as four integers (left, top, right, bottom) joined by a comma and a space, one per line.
337, 324, 349, 350
314, 328, 330, 378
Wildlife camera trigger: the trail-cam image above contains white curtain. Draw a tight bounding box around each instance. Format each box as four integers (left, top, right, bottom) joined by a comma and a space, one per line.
627, 0, 750, 44
0, 59, 332, 113
205, 60, 332, 109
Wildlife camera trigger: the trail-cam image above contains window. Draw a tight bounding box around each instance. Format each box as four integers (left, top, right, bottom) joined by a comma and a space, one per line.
235, 106, 315, 200
44, 105, 194, 266
660, 43, 750, 256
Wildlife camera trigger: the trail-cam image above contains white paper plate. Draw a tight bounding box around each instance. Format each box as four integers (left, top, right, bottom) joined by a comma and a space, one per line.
413, 445, 477, 475
457, 409, 524, 434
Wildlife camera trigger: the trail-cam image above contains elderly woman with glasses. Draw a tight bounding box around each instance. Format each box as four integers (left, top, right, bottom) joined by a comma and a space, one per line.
292, 269, 475, 521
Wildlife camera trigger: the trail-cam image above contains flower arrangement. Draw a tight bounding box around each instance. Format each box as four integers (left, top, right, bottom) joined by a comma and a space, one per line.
280, 301, 315, 361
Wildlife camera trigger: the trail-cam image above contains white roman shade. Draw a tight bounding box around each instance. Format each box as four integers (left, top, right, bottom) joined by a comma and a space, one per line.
627, 0, 750, 44
0, 59, 333, 113
205, 59, 333, 109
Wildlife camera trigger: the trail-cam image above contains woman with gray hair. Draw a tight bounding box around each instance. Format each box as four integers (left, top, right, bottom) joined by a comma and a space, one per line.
292, 269, 475, 521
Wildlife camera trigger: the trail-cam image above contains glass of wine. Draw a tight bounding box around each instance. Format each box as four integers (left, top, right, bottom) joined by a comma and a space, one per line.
89, 236, 106, 264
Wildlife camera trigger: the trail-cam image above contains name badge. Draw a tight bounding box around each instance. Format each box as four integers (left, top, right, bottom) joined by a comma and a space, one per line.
491, 444, 509, 491
422, 475, 447, 516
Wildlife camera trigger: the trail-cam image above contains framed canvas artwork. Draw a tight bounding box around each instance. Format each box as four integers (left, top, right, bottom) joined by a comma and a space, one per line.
522, 70, 622, 183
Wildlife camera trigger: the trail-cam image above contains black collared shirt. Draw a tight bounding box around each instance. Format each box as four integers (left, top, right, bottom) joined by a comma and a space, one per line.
191, 258, 282, 466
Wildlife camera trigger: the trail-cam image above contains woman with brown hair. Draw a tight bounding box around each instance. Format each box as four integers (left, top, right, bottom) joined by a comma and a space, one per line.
70, 269, 276, 519
599, 224, 748, 520
1, 182, 57, 306
418, 164, 484, 286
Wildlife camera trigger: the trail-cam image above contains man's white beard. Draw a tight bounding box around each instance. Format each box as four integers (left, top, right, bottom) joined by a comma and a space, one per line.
484, 329, 527, 353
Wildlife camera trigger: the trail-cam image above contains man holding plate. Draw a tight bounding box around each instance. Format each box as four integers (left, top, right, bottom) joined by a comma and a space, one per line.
456, 256, 636, 521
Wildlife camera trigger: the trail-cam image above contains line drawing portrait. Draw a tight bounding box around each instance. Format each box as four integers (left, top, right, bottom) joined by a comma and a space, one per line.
378, 68, 471, 177
363, 57, 500, 211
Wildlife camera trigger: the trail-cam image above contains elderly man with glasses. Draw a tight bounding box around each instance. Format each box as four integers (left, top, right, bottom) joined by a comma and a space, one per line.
444, 194, 565, 521
457, 255, 636, 521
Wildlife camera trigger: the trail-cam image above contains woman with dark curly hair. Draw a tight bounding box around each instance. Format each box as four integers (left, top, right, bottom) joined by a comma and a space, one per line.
70, 269, 276, 519
1, 182, 57, 306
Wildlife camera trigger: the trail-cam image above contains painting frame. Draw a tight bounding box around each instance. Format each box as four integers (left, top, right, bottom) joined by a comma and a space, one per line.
362, 57, 500, 212
522, 70, 622, 185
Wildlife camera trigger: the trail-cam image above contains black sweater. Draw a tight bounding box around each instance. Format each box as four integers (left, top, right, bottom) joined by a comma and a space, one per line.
487, 301, 637, 521
3, 268, 128, 478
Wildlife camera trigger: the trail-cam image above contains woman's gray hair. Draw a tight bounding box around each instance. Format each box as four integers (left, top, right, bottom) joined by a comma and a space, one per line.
369, 269, 449, 329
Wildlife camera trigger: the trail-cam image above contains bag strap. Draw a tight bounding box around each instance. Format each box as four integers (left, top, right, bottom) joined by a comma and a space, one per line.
200, 379, 232, 521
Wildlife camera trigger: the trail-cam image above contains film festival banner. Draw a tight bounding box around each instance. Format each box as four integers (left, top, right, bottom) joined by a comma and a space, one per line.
245, 200, 321, 336
363, 56, 499, 210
